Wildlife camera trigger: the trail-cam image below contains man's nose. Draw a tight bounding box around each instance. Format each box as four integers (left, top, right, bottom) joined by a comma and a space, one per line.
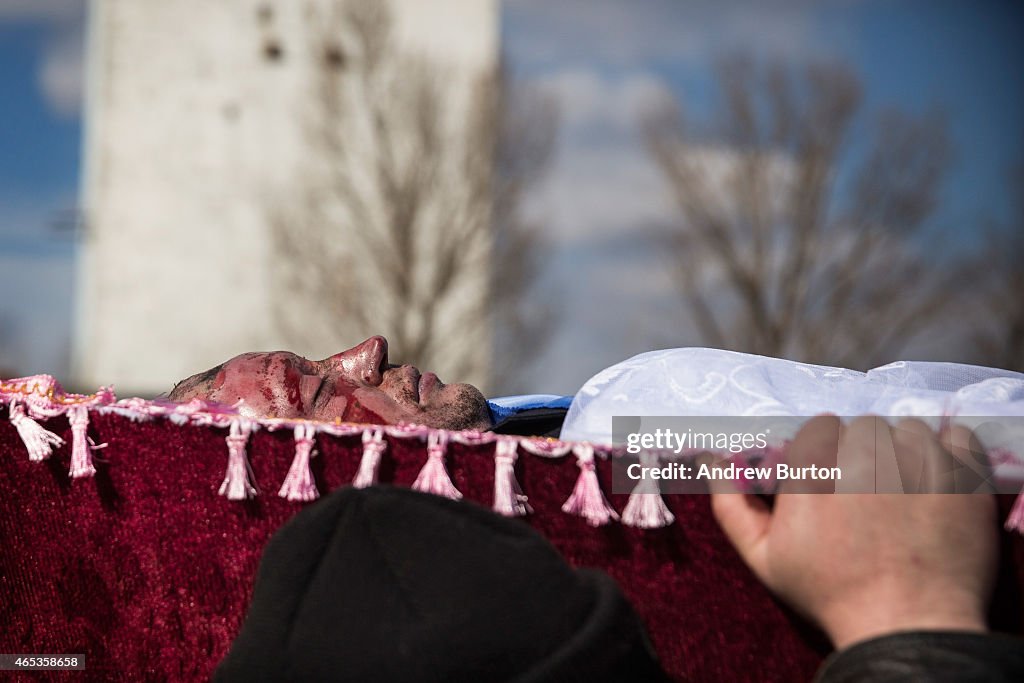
334, 336, 388, 385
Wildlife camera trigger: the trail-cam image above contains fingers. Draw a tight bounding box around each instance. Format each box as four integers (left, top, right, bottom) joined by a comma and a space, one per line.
836, 416, 950, 493
711, 415, 842, 577
887, 420, 994, 493
892, 418, 953, 493
709, 491, 772, 579
783, 415, 842, 493
835, 415, 879, 493
702, 450, 773, 576
940, 424, 995, 494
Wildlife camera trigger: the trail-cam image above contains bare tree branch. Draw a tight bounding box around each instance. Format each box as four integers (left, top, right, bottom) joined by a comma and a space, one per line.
969, 164, 1024, 371
643, 56, 977, 370
268, 0, 557, 392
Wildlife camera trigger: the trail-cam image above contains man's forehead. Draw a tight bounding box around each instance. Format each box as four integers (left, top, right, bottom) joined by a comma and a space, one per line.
232, 351, 304, 363
226, 352, 309, 373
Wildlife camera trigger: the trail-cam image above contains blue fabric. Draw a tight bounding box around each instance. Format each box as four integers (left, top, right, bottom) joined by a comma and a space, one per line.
487, 395, 573, 425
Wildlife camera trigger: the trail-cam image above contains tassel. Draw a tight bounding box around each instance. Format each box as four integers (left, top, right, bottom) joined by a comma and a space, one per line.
1006, 492, 1024, 535
562, 443, 619, 526
493, 439, 531, 517
8, 401, 64, 462
279, 424, 319, 502
412, 431, 462, 500
449, 430, 493, 446
519, 439, 572, 458
219, 420, 258, 500
68, 406, 97, 478
622, 450, 675, 529
352, 428, 386, 488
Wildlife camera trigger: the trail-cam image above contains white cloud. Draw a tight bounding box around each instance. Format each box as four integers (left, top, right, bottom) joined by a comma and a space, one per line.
524, 69, 677, 244
535, 69, 673, 134
39, 22, 84, 117
504, 0, 828, 70
528, 144, 672, 243
512, 62, 811, 392
44, 31, 84, 116
511, 67, 687, 391
0, 0, 87, 117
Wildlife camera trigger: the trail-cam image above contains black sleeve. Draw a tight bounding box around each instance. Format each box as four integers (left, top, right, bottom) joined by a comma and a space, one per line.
814, 631, 1024, 683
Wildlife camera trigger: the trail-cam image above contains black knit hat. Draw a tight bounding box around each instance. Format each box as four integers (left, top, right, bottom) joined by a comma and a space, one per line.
216, 486, 667, 682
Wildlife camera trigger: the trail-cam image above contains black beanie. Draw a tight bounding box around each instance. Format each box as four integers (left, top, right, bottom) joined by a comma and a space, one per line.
215, 486, 668, 682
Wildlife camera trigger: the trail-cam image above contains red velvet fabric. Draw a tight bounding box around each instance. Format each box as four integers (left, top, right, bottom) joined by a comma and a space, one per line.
1, 410, 1021, 681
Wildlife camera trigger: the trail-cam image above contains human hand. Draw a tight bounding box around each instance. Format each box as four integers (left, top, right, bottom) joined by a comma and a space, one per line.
709, 415, 999, 650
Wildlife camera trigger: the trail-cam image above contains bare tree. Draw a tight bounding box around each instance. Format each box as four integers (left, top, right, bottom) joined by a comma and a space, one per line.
270, 0, 556, 393
486, 69, 559, 392
643, 57, 976, 369
971, 166, 1024, 371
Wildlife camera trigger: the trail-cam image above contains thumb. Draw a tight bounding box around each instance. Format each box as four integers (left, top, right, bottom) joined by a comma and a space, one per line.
710, 491, 772, 578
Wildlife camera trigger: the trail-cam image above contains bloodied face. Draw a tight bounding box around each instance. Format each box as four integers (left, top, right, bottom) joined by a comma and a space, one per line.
167, 336, 493, 431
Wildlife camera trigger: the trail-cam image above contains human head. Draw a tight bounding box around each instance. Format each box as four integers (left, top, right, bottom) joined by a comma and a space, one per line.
167, 336, 493, 431
215, 486, 668, 682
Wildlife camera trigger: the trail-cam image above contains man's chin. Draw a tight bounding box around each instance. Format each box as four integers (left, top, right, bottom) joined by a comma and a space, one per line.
424, 388, 493, 431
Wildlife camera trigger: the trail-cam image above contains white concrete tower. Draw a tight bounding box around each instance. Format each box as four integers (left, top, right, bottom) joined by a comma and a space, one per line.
75, 0, 498, 394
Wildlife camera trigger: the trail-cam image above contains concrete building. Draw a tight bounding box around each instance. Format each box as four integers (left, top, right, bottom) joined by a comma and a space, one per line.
75, 0, 498, 395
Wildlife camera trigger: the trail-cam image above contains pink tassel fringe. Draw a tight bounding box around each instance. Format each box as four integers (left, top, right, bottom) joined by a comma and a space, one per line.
9, 401, 64, 462
353, 428, 387, 488
621, 451, 674, 529
493, 439, 531, 516
219, 420, 258, 500
279, 424, 319, 502
562, 443, 619, 526
412, 431, 462, 500
1006, 491, 1024, 534
67, 406, 97, 479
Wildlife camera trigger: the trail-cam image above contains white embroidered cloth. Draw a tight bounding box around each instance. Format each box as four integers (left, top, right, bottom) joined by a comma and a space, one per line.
561, 348, 1024, 462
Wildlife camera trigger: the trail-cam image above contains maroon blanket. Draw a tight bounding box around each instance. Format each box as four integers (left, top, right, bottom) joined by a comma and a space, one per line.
2, 409, 1022, 682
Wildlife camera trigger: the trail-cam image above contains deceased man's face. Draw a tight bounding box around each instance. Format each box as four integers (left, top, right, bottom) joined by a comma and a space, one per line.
167, 336, 492, 431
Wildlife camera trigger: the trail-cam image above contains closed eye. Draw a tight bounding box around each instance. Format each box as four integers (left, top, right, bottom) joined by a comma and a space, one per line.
309, 376, 326, 409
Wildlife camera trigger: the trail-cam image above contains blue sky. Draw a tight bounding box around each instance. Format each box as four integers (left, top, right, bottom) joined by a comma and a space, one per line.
0, 26, 78, 202
504, 0, 1024, 392
505, 0, 1024, 231
0, 1, 82, 379
0, 0, 1021, 391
